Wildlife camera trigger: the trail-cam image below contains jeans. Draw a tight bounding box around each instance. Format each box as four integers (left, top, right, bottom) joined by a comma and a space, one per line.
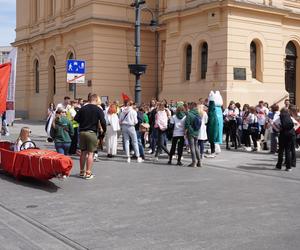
122, 125, 140, 157
188, 136, 201, 164
55, 142, 71, 155
198, 140, 205, 155
170, 136, 184, 162
136, 130, 144, 158
150, 128, 158, 152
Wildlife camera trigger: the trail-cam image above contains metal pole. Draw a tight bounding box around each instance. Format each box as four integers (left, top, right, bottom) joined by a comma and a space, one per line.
74, 83, 77, 100
135, 0, 142, 105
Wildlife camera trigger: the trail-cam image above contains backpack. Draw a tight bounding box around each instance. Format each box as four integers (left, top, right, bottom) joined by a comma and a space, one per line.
193, 115, 202, 131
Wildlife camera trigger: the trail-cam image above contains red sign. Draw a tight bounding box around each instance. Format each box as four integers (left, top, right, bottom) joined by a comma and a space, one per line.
0, 63, 11, 114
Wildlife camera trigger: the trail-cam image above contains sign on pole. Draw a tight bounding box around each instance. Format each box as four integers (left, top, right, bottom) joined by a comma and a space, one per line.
66, 60, 85, 84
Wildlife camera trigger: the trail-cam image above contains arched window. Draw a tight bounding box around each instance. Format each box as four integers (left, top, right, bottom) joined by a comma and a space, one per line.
250, 41, 257, 79
285, 41, 297, 104
185, 44, 192, 81
201, 42, 208, 79
67, 52, 75, 91
49, 56, 56, 97
34, 60, 40, 93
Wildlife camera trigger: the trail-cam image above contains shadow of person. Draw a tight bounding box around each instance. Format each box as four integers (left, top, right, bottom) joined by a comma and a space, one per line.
0, 170, 60, 193
237, 165, 272, 171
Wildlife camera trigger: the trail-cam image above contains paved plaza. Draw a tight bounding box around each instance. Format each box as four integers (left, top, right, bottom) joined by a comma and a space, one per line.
0, 121, 300, 250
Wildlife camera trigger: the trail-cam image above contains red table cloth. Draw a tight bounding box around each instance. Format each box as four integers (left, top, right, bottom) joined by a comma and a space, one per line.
0, 142, 73, 180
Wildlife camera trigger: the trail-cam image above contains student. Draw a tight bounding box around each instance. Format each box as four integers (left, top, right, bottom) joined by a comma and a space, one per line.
197, 104, 208, 159
247, 106, 259, 151
275, 108, 296, 171
223, 101, 238, 150
105, 104, 120, 158
52, 108, 74, 155
15, 127, 34, 151
154, 103, 170, 160
74, 94, 107, 179
168, 105, 186, 166
120, 100, 143, 163
185, 102, 202, 167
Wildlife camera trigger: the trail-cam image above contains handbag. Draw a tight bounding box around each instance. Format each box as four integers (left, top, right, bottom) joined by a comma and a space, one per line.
248, 122, 259, 134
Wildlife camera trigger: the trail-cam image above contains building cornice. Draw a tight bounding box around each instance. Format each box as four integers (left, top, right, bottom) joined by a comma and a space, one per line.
12, 16, 155, 47
159, 0, 300, 23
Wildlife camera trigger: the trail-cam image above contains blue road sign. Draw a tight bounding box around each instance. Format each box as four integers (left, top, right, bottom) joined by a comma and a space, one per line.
66, 60, 85, 74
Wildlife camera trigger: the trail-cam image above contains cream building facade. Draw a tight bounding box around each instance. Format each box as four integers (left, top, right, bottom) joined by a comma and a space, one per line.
14, 0, 300, 119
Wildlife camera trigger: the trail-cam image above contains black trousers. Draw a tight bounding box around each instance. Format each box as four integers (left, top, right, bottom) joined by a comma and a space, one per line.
169, 136, 184, 162
69, 127, 78, 154
250, 131, 258, 149
243, 129, 251, 147
155, 129, 169, 157
276, 133, 296, 169
226, 120, 237, 149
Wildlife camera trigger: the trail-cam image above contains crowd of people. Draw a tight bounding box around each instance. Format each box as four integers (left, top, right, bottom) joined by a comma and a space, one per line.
38, 91, 299, 179
3, 91, 295, 179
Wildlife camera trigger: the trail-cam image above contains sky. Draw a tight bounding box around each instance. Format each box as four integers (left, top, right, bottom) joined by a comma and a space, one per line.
0, 0, 16, 46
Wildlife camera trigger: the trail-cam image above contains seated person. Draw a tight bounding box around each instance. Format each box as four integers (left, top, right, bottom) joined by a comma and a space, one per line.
14, 127, 34, 151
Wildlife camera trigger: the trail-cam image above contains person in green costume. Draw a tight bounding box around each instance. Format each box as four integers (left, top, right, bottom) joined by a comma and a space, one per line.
207, 100, 219, 157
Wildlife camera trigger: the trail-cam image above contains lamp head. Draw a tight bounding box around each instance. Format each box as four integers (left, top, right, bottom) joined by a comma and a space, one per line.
150, 19, 158, 32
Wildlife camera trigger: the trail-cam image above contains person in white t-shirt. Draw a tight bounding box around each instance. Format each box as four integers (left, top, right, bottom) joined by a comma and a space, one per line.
168, 105, 186, 166
56, 96, 71, 112
256, 100, 269, 142
197, 104, 208, 158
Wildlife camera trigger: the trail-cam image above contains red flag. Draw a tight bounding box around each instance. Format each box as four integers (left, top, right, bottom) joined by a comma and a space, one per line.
0, 63, 11, 114
122, 92, 130, 102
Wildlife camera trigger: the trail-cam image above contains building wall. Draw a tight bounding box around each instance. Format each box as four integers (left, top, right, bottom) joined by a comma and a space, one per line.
14, 0, 300, 119
159, 3, 228, 102
14, 0, 157, 119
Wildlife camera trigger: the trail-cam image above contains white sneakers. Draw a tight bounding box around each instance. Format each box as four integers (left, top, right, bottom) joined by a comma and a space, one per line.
137, 157, 144, 163
127, 157, 144, 163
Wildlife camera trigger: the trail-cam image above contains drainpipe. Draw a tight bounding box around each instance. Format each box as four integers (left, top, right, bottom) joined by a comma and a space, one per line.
155, 0, 160, 100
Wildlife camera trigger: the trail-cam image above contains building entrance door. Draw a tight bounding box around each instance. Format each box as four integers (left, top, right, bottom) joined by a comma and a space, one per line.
285, 42, 297, 105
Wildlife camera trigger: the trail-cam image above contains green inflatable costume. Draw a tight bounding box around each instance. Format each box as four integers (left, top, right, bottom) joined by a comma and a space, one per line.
207, 100, 219, 143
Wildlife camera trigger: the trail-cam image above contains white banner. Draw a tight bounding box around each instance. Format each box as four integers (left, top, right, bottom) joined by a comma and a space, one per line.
6, 48, 17, 124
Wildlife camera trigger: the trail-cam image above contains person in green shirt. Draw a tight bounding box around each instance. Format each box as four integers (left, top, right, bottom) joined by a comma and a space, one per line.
52, 108, 74, 155
185, 102, 202, 167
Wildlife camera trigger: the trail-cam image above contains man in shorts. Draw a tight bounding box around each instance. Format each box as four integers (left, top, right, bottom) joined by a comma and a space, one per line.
74, 94, 106, 179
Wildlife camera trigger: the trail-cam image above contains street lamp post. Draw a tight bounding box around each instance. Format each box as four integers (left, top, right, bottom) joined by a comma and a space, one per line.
134, 0, 142, 105
129, 0, 157, 106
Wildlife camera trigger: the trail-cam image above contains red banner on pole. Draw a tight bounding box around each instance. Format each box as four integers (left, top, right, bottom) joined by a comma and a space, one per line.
0, 63, 11, 114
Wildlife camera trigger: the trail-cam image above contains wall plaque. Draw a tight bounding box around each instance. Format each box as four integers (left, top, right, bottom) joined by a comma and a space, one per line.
234, 68, 246, 80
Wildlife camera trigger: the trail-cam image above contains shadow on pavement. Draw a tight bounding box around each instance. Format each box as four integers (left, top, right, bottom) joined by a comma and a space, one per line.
237, 165, 274, 171
0, 170, 60, 193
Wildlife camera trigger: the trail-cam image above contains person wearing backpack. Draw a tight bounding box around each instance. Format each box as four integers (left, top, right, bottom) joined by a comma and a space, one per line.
185, 102, 202, 167
274, 108, 296, 171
